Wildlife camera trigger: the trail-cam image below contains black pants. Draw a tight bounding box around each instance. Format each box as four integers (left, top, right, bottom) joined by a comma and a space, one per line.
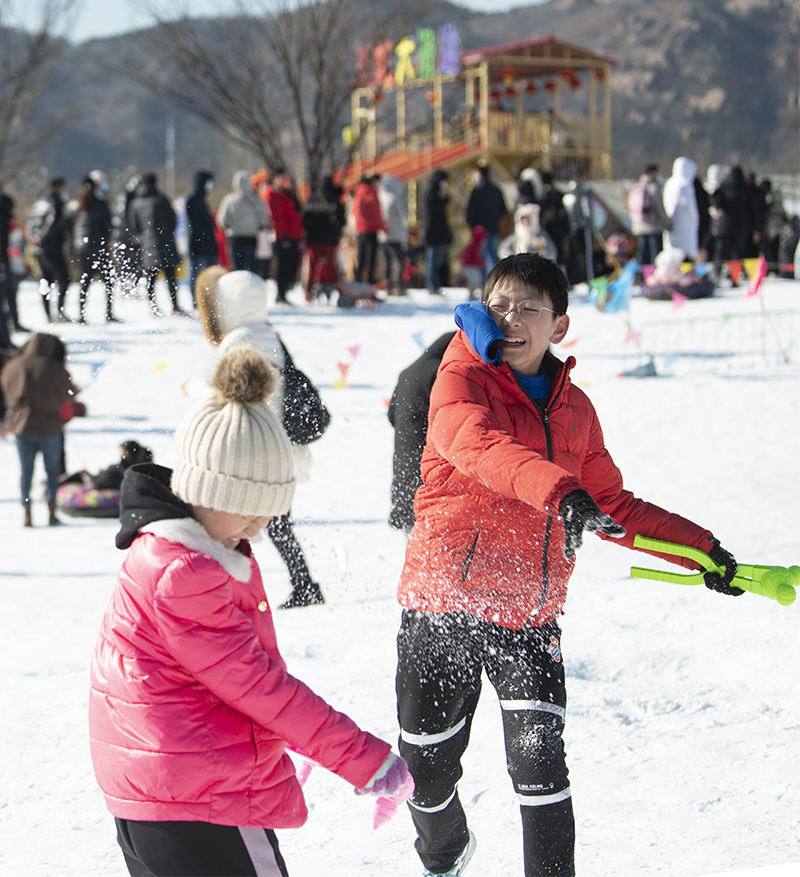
37, 247, 71, 317
115, 818, 289, 877
275, 240, 300, 301
266, 512, 313, 590
145, 265, 179, 312
396, 610, 575, 877
356, 232, 378, 284
77, 250, 115, 320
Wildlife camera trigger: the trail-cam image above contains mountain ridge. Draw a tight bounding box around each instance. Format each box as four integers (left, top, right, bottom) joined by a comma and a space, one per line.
17, 0, 800, 194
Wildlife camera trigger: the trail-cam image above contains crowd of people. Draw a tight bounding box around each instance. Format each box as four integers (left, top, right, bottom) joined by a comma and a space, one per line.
1, 159, 797, 347
625, 158, 798, 280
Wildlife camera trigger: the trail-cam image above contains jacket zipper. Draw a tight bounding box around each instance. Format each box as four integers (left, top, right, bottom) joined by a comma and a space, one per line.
462, 530, 480, 582
511, 361, 568, 619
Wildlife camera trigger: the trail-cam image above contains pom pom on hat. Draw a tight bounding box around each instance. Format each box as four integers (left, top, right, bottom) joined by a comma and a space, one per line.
172, 346, 295, 517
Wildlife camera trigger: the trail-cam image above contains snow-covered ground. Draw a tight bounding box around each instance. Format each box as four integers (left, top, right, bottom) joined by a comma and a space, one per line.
1, 273, 799, 877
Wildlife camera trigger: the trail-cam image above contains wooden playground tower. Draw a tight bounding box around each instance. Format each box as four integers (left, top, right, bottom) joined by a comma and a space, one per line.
345, 34, 616, 208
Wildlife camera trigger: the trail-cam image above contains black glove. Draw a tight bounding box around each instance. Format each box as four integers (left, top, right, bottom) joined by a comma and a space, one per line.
559, 489, 626, 560
704, 542, 744, 596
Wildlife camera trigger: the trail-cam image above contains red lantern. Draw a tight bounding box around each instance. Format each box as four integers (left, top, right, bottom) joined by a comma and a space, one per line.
490, 88, 502, 100
505, 86, 517, 99
525, 83, 538, 95
425, 90, 436, 103
501, 67, 517, 85
543, 80, 556, 94
595, 69, 606, 83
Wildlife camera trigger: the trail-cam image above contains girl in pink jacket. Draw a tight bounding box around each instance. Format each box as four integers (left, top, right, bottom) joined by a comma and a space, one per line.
89, 345, 410, 876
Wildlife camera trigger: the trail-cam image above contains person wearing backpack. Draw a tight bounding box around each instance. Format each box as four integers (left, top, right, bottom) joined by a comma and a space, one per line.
196, 266, 328, 608
627, 164, 671, 267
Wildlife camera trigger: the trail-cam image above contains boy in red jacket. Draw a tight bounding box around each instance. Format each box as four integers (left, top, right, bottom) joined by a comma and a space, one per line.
90, 346, 410, 876
395, 253, 740, 877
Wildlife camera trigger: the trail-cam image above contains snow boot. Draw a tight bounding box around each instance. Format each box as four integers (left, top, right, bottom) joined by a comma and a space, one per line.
48, 500, 60, 527
279, 581, 325, 610
422, 831, 477, 877
23, 500, 32, 527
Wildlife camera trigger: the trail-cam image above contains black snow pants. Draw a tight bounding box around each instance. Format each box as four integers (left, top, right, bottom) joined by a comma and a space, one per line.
115, 818, 289, 877
396, 610, 575, 877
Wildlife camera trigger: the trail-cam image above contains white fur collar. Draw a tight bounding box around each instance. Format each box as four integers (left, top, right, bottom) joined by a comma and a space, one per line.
142, 517, 253, 582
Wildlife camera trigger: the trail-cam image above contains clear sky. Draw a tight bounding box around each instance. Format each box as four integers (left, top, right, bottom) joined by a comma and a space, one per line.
18, 0, 543, 44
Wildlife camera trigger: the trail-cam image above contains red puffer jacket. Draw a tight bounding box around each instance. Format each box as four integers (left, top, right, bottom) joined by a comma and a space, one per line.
266, 186, 305, 241
90, 518, 389, 827
397, 331, 716, 630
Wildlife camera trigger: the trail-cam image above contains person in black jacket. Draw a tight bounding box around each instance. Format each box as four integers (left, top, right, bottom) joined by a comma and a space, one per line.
693, 175, 712, 258
422, 170, 452, 293
29, 178, 72, 321
303, 175, 344, 298
713, 166, 749, 263
388, 332, 456, 533
128, 173, 184, 316
59, 439, 153, 491
73, 175, 119, 324
466, 164, 508, 272
538, 171, 571, 271
185, 170, 218, 305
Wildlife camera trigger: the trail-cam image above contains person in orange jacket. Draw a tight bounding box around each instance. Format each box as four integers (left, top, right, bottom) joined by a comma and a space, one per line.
394, 253, 742, 877
351, 175, 386, 284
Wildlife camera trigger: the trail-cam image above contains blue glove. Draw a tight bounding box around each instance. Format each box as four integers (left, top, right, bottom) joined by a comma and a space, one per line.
454, 301, 505, 365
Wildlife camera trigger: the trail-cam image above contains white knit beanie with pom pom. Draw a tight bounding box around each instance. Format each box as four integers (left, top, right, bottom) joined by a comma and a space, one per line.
172, 346, 295, 517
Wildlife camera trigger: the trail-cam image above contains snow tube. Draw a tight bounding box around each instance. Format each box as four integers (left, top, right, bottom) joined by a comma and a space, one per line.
55, 483, 120, 518
643, 277, 715, 301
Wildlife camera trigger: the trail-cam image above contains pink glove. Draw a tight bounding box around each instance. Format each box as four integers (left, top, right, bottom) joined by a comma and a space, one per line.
372, 772, 415, 829
354, 752, 415, 829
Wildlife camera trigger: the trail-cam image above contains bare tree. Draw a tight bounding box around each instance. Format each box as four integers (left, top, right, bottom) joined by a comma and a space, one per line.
0, 0, 76, 178
117, 0, 423, 183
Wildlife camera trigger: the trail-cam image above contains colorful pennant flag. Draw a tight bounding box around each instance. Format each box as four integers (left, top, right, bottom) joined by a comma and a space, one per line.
672, 292, 688, 309
726, 261, 743, 285
745, 256, 767, 299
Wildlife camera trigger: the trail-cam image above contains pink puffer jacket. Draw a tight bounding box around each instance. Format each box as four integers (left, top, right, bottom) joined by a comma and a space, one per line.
89, 517, 390, 827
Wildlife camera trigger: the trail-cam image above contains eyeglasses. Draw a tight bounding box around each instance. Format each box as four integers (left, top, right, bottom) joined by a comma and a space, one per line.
485, 299, 556, 323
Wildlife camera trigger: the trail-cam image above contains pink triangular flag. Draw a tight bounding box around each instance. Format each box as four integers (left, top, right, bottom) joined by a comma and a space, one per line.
672, 291, 688, 309
625, 328, 640, 344
642, 264, 656, 282
745, 256, 767, 298
348, 346, 361, 360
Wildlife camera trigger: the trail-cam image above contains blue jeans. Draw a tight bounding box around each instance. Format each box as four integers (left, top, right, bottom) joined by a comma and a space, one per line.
637, 233, 663, 267
425, 244, 449, 292
190, 255, 216, 304
483, 233, 501, 272
16, 433, 63, 503
229, 238, 257, 273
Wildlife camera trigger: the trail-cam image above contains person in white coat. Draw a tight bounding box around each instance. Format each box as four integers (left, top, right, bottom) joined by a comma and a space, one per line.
377, 175, 408, 294
662, 157, 699, 260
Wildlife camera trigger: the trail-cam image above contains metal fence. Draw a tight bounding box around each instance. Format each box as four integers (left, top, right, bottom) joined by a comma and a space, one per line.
623, 308, 800, 376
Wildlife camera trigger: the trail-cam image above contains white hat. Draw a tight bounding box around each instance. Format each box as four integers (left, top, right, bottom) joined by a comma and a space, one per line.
171, 346, 295, 517
216, 271, 270, 335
